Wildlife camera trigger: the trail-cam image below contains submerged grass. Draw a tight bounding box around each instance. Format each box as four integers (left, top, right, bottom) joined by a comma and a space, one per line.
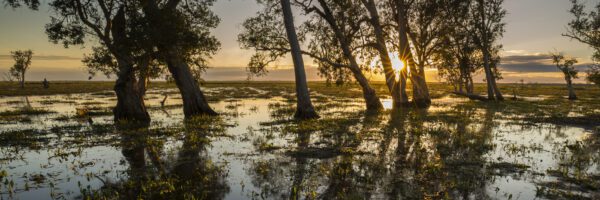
0, 81, 599, 199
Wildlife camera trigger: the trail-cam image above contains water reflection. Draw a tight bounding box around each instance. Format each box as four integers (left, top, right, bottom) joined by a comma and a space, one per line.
1, 89, 598, 199
90, 118, 230, 199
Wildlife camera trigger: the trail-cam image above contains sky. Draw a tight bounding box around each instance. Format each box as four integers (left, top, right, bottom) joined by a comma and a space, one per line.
0, 0, 597, 83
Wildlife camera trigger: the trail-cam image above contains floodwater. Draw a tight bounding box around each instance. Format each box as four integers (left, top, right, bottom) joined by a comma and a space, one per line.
0, 87, 598, 199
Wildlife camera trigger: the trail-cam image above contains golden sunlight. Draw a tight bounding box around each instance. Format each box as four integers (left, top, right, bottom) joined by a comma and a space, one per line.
390, 53, 405, 81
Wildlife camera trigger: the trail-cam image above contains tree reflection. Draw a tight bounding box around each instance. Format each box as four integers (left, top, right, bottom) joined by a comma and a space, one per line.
248, 104, 501, 199
90, 117, 230, 199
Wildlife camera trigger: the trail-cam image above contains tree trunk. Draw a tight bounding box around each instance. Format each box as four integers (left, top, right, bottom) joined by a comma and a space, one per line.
281, 0, 319, 119
317, 0, 383, 110
111, 7, 150, 123
362, 0, 405, 108
482, 49, 496, 100
413, 63, 431, 107
490, 71, 504, 100
393, 1, 430, 107
20, 72, 25, 88
164, 50, 217, 117
348, 65, 384, 110
137, 74, 148, 96
113, 60, 151, 123
467, 75, 474, 94
477, 0, 502, 101
140, 1, 217, 118
566, 77, 577, 100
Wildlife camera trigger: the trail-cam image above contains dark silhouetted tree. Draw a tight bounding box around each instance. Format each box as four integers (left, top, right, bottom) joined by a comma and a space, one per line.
472, 0, 506, 101
587, 65, 600, 87
238, 0, 318, 119
564, 0, 600, 62
141, 0, 220, 117
3, 0, 39, 9
44, 0, 151, 123
295, 0, 384, 110
241, 0, 383, 110
551, 53, 579, 100
9, 49, 33, 89
437, 0, 481, 95
360, 0, 408, 108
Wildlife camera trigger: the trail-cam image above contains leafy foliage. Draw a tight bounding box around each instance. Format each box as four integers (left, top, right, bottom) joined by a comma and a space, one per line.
565, 0, 600, 62
551, 53, 579, 80
9, 50, 33, 87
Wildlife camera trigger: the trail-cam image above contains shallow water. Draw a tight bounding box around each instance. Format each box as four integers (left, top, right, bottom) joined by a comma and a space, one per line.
0, 88, 598, 199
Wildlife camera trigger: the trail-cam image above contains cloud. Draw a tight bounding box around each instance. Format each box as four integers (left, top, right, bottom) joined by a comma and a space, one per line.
0, 54, 81, 61
499, 54, 592, 73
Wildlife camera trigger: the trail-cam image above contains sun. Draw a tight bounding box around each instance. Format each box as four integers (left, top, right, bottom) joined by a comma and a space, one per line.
390, 53, 405, 81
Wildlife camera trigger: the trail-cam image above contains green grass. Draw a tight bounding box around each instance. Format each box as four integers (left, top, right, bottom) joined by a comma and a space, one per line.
1, 81, 598, 99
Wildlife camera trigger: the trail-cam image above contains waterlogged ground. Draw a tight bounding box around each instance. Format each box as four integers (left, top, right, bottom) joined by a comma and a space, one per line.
0, 85, 599, 200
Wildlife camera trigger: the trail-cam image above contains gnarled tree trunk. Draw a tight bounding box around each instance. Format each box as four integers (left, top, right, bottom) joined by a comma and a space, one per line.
566, 77, 577, 100
113, 62, 151, 123
281, 0, 319, 119
140, 1, 217, 118
111, 7, 150, 123
164, 50, 217, 117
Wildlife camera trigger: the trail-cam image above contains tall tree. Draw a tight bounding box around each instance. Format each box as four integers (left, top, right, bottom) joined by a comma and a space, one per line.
44, 0, 151, 123
565, 0, 599, 86
361, 0, 408, 108
551, 53, 579, 100
238, 0, 318, 119
9, 49, 33, 89
387, 0, 432, 107
241, 0, 383, 110
436, 0, 481, 95
404, 0, 451, 106
472, 0, 506, 101
281, 0, 319, 119
140, 0, 221, 117
295, 0, 384, 110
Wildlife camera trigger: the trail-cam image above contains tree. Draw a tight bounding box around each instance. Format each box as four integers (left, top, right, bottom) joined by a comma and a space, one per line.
360, 0, 408, 108
9, 50, 33, 89
565, 0, 600, 87
238, 0, 318, 119
587, 65, 600, 87
387, 0, 441, 107
472, 0, 506, 101
564, 0, 600, 63
435, 1, 482, 95
141, 0, 221, 117
44, 0, 151, 123
240, 0, 383, 110
3, 0, 39, 10
404, 0, 448, 106
297, 0, 383, 110
82, 46, 166, 96
551, 53, 579, 100
281, 0, 320, 119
